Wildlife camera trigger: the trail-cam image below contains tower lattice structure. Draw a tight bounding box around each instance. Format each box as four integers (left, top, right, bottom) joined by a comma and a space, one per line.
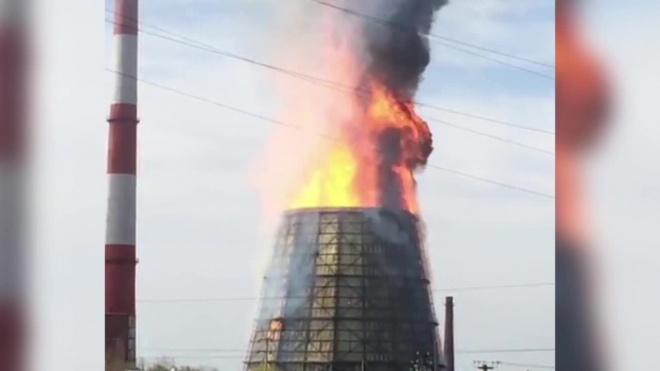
245, 207, 443, 371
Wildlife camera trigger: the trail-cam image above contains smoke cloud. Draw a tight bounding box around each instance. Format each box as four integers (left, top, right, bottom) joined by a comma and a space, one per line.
259, 0, 448, 214
353, 0, 449, 99
341, 0, 448, 210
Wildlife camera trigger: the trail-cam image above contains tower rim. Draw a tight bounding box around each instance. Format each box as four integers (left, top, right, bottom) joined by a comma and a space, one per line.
283, 206, 420, 219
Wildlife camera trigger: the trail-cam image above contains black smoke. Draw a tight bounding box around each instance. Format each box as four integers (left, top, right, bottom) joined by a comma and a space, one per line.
346, 0, 447, 211
357, 0, 449, 100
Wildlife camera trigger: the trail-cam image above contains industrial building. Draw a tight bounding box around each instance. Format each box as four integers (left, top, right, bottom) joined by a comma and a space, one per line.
244, 207, 445, 371
102, 0, 459, 369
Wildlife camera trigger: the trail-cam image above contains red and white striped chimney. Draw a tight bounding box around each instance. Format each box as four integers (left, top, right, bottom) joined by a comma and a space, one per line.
105, 0, 139, 369
0, 1, 28, 370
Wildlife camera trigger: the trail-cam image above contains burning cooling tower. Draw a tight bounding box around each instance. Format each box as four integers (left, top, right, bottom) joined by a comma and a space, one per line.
245, 207, 443, 371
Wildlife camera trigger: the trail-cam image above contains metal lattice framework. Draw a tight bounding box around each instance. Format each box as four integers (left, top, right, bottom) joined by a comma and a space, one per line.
244, 207, 443, 371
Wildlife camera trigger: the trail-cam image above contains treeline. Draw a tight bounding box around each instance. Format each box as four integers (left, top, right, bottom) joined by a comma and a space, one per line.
138, 357, 219, 371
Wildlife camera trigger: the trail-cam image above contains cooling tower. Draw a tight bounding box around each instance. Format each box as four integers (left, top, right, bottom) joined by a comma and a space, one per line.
244, 207, 442, 371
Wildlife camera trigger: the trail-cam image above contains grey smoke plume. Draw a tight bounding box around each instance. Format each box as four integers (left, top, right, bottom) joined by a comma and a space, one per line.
354, 0, 449, 99
338, 0, 447, 211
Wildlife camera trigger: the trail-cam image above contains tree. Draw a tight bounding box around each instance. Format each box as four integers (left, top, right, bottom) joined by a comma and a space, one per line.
141, 357, 218, 371
252, 363, 279, 371
144, 357, 174, 371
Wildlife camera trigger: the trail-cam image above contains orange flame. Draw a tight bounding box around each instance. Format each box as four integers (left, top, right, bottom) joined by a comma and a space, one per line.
260, 15, 432, 216
290, 77, 430, 214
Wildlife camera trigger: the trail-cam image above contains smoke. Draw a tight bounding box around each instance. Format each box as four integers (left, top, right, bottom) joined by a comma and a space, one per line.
353, 0, 449, 99
363, 208, 413, 246
345, 0, 448, 211
256, 0, 448, 215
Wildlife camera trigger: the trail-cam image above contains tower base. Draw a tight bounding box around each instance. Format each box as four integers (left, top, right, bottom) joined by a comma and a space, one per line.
244, 207, 442, 371
105, 314, 136, 371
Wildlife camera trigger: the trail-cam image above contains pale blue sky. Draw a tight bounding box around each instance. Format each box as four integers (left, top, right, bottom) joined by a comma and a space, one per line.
103, 0, 555, 369
34, 0, 660, 369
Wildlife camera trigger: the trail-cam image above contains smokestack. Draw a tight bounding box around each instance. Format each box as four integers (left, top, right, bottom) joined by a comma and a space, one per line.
443, 296, 455, 371
0, 2, 28, 370
105, 0, 139, 369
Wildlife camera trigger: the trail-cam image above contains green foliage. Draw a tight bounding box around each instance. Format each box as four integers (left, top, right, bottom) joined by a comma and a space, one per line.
140, 357, 218, 371
251, 364, 279, 371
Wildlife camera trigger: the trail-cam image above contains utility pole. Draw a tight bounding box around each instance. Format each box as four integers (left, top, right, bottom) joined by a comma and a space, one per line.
473, 361, 500, 371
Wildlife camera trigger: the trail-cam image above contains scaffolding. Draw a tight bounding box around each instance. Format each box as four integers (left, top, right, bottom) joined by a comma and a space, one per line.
244, 207, 442, 371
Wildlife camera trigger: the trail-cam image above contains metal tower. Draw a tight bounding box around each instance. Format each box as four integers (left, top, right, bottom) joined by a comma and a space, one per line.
245, 207, 442, 371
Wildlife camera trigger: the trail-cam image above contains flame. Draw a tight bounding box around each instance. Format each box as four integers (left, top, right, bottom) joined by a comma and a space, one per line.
262, 14, 432, 215
290, 77, 430, 214
267, 319, 283, 341
291, 144, 362, 208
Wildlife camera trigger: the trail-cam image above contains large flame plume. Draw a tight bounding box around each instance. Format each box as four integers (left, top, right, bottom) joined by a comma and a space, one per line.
290, 78, 433, 214
258, 0, 446, 216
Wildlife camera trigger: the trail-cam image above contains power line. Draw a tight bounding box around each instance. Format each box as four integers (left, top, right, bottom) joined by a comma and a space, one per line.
459, 348, 555, 354
308, 0, 556, 77
105, 12, 554, 135
104, 19, 555, 151
432, 39, 555, 80
429, 34, 554, 70
107, 69, 555, 199
425, 164, 554, 199
139, 355, 243, 360
104, 16, 554, 134
417, 104, 554, 135
139, 347, 554, 354
499, 361, 555, 369
435, 282, 555, 291
136, 349, 557, 368
136, 282, 554, 303
137, 350, 555, 360
107, 17, 557, 153
427, 117, 553, 155
311, 0, 556, 72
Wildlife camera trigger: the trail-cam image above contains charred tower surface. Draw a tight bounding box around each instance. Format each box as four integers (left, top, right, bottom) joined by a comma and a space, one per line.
105, 0, 139, 369
245, 208, 441, 371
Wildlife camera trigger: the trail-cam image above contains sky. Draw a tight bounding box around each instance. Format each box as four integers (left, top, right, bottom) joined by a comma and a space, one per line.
581, 1, 660, 370
31, 0, 660, 369
99, 0, 556, 369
